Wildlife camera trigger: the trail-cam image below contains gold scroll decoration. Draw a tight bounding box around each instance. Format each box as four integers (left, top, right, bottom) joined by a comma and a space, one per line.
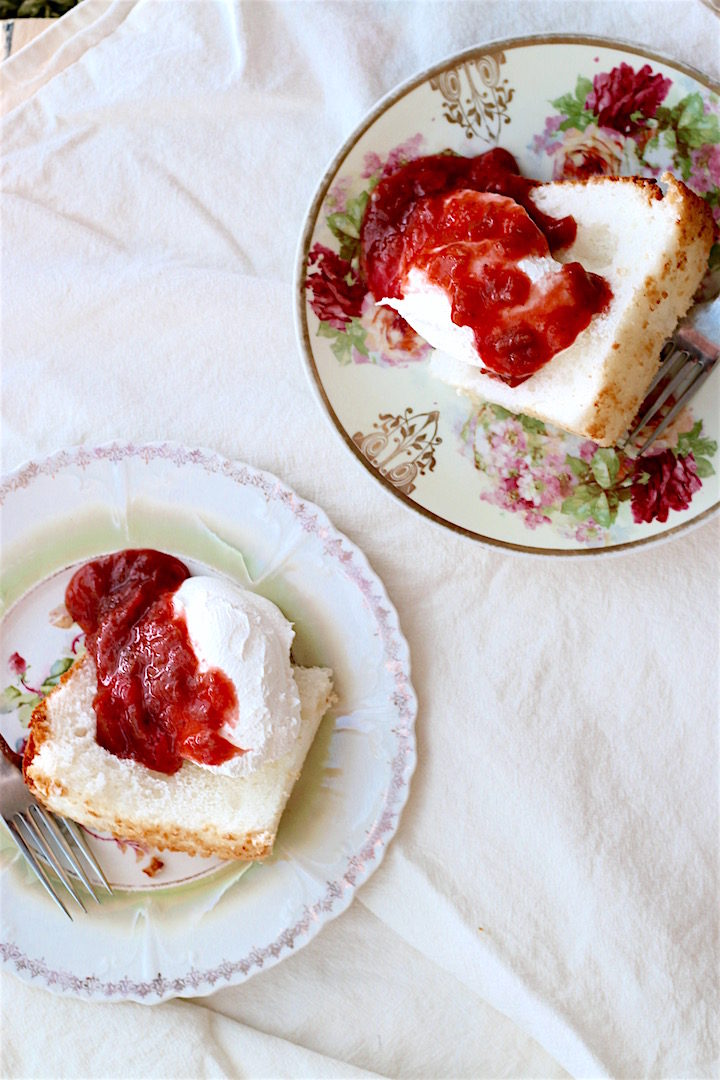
429, 53, 514, 142
352, 408, 442, 495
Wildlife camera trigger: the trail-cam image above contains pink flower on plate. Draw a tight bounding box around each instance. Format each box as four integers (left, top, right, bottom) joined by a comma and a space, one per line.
586, 62, 671, 136
542, 448, 566, 472
579, 439, 599, 463
361, 151, 384, 179
631, 449, 701, 524
538, 472, 569, 507
688, 144, 720, 221
8, 652, 27, 676
383, 134, 425, 177
573, 520, 605, 544
359, 296, 431, 366
531, 115, 564, 156
552, 124, 626, 180
481, 473, 552, 529
516, 468, 543, 506
489, 417, 528, 457
305, 243, 366, 330
328, 177, 351, 213
362, 134, 425, 180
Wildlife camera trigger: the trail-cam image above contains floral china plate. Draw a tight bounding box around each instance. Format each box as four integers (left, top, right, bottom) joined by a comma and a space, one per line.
296, 35, 719, 555
0, 443, 416, 1002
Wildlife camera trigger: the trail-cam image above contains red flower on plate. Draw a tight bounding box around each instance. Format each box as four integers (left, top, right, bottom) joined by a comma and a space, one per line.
8, 652, 27, 676
631, 449, 701, 524
586, 63, 671, 136
305, 243, 366, 330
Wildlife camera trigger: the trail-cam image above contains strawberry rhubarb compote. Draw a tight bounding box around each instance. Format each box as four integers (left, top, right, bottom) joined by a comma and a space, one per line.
65, 550, 301, 777
360, 148, 612, 386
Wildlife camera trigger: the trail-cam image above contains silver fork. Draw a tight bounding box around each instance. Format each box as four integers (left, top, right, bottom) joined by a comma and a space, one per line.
622, 296, 720, 456
1, 747, 112, 919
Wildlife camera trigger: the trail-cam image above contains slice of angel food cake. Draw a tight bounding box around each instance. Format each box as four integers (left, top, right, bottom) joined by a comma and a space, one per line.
359, 148, 714, 447
23, 549, 335, 861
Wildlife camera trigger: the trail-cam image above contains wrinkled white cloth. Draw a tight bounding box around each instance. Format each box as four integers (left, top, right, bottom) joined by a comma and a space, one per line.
1, 1, 719, 1077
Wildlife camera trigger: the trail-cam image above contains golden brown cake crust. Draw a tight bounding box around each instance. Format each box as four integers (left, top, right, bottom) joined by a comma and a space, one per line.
585, 174, 714, 445
552, 172, 666, 209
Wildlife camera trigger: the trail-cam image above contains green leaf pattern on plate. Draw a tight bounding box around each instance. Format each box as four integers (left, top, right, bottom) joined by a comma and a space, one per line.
1, 651, 80, 740
459, 400, 717, 545
532, 61, 720, 225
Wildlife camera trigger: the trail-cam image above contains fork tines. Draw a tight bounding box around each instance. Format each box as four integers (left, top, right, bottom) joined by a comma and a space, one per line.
623, 341, 717, 457
9, 809, 112, 919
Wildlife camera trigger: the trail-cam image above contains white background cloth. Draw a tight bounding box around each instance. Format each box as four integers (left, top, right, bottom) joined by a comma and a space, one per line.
1, 1, 719, 1076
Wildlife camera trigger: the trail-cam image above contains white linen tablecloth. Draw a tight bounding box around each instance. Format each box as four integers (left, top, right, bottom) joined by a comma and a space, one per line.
1, 1, 718, 1076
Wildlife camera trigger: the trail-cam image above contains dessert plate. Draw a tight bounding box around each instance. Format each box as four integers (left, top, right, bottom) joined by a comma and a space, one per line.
296, 35, 719, 555
0, 442, 416, 1002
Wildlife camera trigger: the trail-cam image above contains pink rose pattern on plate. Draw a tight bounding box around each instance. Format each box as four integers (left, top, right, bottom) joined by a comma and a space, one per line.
304, 61, 719, 545
532, 61, 720, 227
305, 136, 431, 368
459, 403, 716, 545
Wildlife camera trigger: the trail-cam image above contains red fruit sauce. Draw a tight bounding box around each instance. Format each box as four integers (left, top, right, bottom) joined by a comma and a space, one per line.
359, 148, 612, 386
65, 549, 241, 775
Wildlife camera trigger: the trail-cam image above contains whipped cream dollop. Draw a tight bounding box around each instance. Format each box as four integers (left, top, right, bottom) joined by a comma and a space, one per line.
380, 255, 565, 374
172, 576, 301, 777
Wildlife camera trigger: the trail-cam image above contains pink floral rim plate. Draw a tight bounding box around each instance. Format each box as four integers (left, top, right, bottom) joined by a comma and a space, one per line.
0, 443, 416, 1002
296, 35, 720, 555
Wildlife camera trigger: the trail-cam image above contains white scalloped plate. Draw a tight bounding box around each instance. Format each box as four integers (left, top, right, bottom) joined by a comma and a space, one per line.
296, 35, 719, 555
0, 443, 416, 1002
